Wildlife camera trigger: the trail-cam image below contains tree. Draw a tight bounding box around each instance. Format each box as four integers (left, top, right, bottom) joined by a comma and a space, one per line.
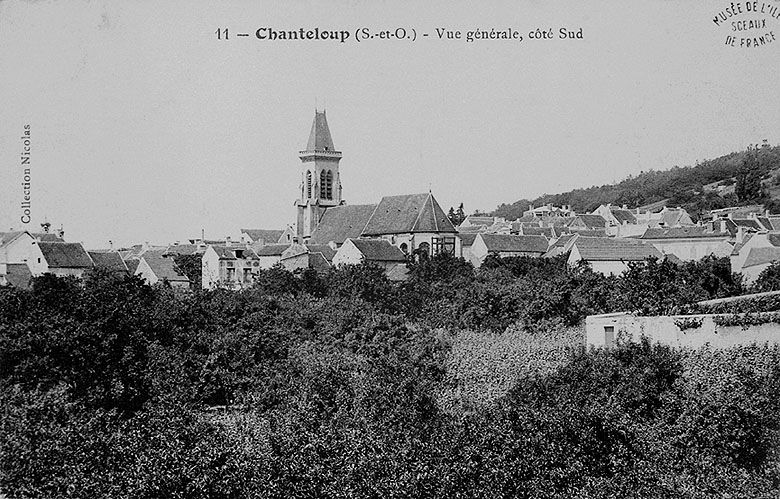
735, 149, 763, 203
455, 203, 466, 225
172, 254, 202, 290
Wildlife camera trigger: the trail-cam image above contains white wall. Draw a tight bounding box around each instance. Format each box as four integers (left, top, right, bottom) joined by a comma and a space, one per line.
586, 312, 780, 349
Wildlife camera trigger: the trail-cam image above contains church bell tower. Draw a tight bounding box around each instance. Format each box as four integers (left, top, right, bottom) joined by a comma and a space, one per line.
295, 110, 344, 240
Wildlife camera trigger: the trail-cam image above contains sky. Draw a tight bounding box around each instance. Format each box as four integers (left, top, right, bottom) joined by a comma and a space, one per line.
1, 0, 779, 248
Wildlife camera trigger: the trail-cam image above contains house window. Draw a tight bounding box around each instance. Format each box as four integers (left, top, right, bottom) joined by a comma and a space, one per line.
243, 268, 252, 283
226, 267, 236, 281
432, 236, 456, 255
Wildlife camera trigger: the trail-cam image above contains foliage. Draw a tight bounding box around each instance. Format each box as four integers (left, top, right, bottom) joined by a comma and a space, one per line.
488, 145, 780, 220
2, 258, 780, 496
172, 254, 203, 289
674, 317, 704, 331
754, 261, 780, 292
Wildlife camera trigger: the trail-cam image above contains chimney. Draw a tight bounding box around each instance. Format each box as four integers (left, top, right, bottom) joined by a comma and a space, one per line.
720, 220, 727, 233
225, 236, 232, 247
622, 204, 627, 210
736, 226, 745, 243
108, 240, 113, 250
57, 225, 65, 239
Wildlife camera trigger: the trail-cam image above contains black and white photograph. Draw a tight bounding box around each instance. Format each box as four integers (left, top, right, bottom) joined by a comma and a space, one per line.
2, 0, 780, 497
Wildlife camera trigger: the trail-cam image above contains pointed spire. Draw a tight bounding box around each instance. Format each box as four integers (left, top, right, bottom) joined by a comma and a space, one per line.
306, 110, 337, 152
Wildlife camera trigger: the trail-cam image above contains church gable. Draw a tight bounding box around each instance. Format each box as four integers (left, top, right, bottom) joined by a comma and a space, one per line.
362, 193, 457, 236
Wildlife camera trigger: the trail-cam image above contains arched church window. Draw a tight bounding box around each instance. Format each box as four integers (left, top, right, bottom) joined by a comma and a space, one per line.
306, 171, 312, 198
400, 243, 408, 254
326, 170, 333, 199
320, 170, 327, 199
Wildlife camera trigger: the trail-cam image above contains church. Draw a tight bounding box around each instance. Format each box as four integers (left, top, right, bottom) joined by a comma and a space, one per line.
294, 110, 460, 258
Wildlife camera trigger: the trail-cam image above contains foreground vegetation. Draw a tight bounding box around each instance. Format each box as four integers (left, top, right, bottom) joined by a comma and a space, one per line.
2, 255, 780, 497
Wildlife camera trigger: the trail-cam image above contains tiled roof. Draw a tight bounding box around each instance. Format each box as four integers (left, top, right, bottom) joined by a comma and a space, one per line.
636, 199, 669, 212
306, 111, 337, 152
212, 245, 258, 259
514, 215, 538, 224
744, 247, 780, 268
309, 204, 377, 244
731, 233, 754, 255
659, 209, 691, 227
88, 251, 128, 273
573, 214, 607, 229
165, 244, 203, 256
522, 227, 554, 238
460, 216, 494, 227
479, 234, 548, 253
731, 219, 763, 230
0, 231, 26, 247
459, 233, 479, 247
126, 259, 140, 274
456, 225, 485, 233
640, 227, 729, 240
281, 243, 309, 260
572, 237, 662, 262
308, 252, 331, 272
240, 229, 284, 243
305, 244, 337, 262
362, 193, 457, 236
141, 251, 189, 282
756, 217, 772, 231
363, 192, 457, 236
767, 217, 780, 231
38, 242, 93, 268
348, 238, 407, 262
32, 233, 65, 243
3, 263, 32, 288
610, 209, 637, 224
567, 228, 607, 237
252, 244, 289, 257
768, 233, 780, 247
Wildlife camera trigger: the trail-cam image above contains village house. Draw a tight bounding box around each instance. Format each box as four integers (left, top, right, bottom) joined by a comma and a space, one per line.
567, 236, 663, 275
252, 243, 291, 269
458, 233, 479, 265
543, 233, 579, 258
27, 242, 94, 278
731, 232, 780, 284
201, 244, 261, 290
87, 251, 129, 275
592, 204, 637, 235
0, 231, 65, 268
458, 215, 504, 231
332, 238, 407, 271
634, 206, 694, 228
565, 214, 608, 232
134, 250, 190, 289
467, 233, 548, 268
279, 243, 334, 273
637, 226, 732, 261
240, 228, 294, 245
